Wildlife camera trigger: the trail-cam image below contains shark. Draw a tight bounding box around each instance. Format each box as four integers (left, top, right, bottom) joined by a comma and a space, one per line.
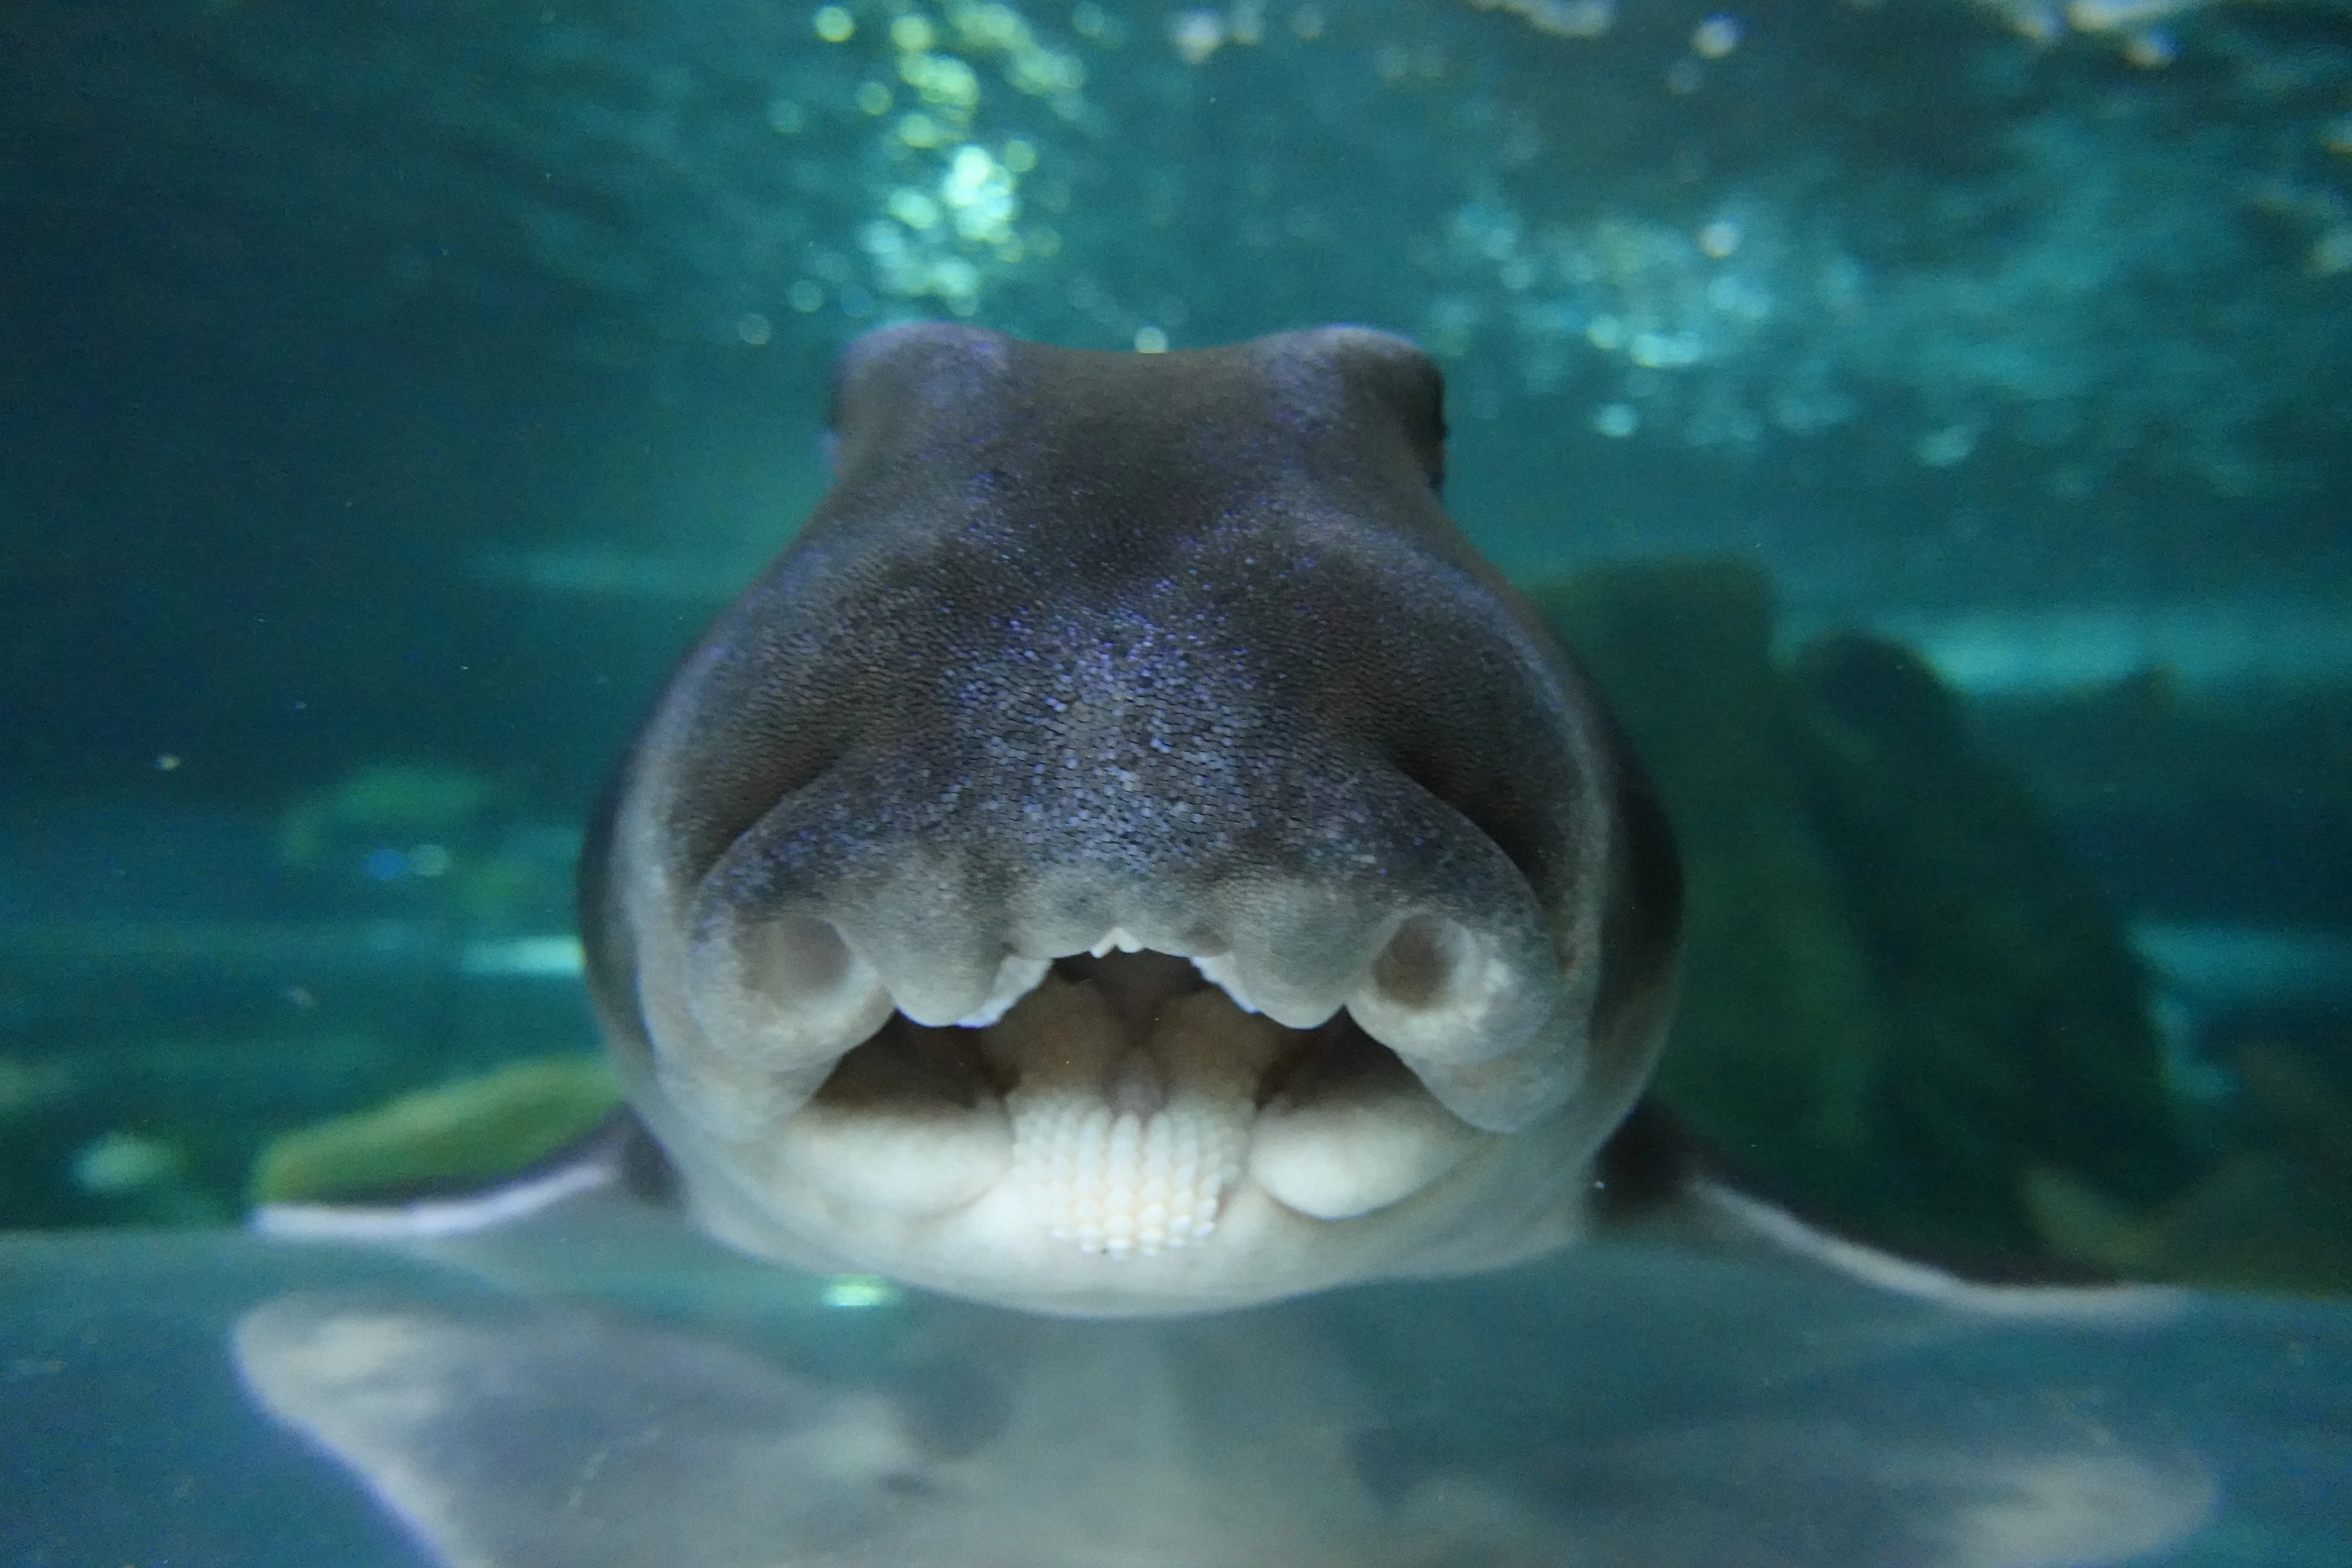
577, 322, 1692, 1317
193, 325, 2325, 1568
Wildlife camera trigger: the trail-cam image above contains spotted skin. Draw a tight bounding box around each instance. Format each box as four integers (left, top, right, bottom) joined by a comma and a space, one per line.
580, 325, 1684, 1315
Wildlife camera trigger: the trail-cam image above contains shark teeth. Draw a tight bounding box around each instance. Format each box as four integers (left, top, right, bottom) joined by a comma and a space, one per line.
950, 954, 1054, 1028
981, 977, 1284, 1259
1006, 1084, 1244, 1257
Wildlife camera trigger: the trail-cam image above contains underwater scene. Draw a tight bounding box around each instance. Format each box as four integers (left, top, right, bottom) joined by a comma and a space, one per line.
3, 0, 2351, 1564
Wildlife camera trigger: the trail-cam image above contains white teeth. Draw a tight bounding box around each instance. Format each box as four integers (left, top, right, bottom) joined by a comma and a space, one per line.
1008, 1084, 1242, 1257
983, 981, 1283, 1259
675, 898, 1557, 1245
951, 954, 1053, 1028
1187, 952, 1263, 1015
1087, 927, 1150, 958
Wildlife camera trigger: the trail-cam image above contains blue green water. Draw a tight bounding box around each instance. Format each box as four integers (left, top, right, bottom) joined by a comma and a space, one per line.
3, 6, 2350, 1564
2, 0, 2348, 1267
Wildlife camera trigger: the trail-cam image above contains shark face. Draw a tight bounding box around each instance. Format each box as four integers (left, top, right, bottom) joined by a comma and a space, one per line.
582, 325, 1682, 1315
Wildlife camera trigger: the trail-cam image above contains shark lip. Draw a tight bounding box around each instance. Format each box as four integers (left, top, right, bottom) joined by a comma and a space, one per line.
781, 949, 1488, 1251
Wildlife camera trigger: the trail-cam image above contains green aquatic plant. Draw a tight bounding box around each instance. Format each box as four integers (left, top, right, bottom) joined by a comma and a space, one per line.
278, 761, 497, 871
249, 1056, 622, 1205
2027, 1044, 2352, 1294
276, 761, 578, 936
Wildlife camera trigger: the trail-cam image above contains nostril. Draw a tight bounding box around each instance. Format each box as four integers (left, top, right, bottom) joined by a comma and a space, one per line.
683, 910, 897, 1075
748, 914, 856, 997
1344, 903, 1571, 1129
1370, 914, 1464, 1011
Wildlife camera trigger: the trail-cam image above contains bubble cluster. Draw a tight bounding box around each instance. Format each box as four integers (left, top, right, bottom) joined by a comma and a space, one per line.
1462, 0, 1616, 42
816, 1, 1087, 315
1432, 201, 1828, 446
141, 0, 2340, 492
1970, 0, 2198, 66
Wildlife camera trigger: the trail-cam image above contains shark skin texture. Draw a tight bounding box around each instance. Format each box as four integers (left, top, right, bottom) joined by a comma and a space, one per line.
580, 324, 1684, 1317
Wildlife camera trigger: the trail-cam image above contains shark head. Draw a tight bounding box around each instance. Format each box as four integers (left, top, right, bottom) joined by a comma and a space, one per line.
582, 325, 1681, 1315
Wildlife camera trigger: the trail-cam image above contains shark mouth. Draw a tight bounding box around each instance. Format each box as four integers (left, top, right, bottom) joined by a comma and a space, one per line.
655, 899, 1577, 1262
795, 948, 1487, 1259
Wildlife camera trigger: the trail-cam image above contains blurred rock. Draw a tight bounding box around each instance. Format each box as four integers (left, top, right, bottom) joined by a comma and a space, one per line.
1536, 560, 2198, 1265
